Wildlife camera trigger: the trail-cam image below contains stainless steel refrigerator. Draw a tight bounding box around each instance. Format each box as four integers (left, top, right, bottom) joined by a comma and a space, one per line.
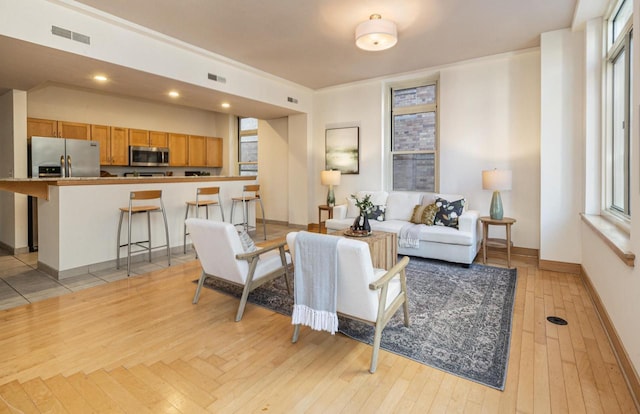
30, 136, 100, 178
28, 136, 100, 250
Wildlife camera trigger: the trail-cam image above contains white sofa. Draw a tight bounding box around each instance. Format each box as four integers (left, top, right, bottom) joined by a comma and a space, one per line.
325, 191, 481, 265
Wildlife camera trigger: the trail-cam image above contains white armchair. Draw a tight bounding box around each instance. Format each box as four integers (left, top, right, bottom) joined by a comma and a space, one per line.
286, 231, 410, 373
186, 218, 291, 321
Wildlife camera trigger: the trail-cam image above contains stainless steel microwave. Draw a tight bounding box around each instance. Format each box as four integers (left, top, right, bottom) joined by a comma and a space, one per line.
129, 146, 169, 167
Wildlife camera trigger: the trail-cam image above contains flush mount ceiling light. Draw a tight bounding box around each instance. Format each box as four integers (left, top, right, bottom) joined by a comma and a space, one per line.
168, 90, 180, 98
355, 14, 398, 51
221, 102, 230, 108
93, 75, 108, 82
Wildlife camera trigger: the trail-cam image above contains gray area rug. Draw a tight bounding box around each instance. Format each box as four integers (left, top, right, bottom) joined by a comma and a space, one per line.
199, 256, 517, 390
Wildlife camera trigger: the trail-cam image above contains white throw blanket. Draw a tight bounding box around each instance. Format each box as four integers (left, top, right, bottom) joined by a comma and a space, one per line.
399, 223, 424, 249
292, 232, 340, 334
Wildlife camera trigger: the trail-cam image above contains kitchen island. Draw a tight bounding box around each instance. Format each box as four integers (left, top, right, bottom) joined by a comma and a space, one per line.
0, 176, 257, 278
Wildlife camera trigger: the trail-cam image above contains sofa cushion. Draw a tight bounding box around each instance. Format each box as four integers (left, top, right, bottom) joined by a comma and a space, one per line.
386, 192, 423, 221
434, 198, 465, 228
410, 203, 437, 225
346, 191, 389, 218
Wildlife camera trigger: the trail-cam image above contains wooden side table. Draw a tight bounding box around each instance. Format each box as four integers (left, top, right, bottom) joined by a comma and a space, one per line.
479, 216, 516, 268
318, 205, 334, 233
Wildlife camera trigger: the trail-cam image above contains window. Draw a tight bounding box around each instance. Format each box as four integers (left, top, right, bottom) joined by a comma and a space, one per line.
390, 81, 438, 191
238, 117, 258, 176
605, 0, 633, 216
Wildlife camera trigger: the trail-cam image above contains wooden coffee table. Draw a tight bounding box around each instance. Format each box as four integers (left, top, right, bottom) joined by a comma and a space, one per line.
339, 230, 398, 270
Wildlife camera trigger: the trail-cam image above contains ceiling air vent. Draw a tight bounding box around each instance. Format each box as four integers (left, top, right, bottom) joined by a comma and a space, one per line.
287, 97, 298, 104
208, 73, 227, 84
51, 25, 90, 45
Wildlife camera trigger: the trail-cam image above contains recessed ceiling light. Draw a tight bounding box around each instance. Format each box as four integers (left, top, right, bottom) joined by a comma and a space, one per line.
93, 75, 108, 82
168, 91, 180, 98
221, 102, 230, 108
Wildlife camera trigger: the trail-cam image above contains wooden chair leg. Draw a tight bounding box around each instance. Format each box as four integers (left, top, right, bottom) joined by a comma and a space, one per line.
292, 324, 301, 343
235, 283, 252, 322
235, 257, 259, 321
370, 323, 384, 373
192, 270, 207, 304
402, 295, 410, 327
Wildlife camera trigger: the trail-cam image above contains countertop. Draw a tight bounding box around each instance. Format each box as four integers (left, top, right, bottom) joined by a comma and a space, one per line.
0, 175, 257, 200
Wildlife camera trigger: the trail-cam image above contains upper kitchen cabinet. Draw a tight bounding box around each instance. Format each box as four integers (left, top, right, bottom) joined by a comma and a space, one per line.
93, 124, 129, 166
27, 118, 57, 139
206, 137, 223, 167
129, 129, 150, 147
168, 133, 188, 166
93, 125, 128, 166
149, 131, 168, 148
91, 124, 111, 165
57, 121, 91, 140
188, 135, 206, 167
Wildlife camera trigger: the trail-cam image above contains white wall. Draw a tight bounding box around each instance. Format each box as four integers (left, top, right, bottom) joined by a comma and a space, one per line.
439, 50, 541, 248
540, 29, 585, 264
288, 114, 310, 227
313, 50, 541, 249
0, 90, 28, 253
258, 118, 288, 223
0, 0, 312, 115
28, 85, 221, 136
313, 82, 386, 221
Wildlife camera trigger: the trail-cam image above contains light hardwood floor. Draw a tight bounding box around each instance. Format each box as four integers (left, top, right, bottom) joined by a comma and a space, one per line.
0, 251, 637, 412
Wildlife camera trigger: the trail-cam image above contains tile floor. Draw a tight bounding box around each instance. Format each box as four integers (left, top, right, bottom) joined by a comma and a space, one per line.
0, 222, 298, 311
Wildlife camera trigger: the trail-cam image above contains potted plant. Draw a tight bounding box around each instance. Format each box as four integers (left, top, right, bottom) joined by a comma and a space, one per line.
350, 194, 373, 234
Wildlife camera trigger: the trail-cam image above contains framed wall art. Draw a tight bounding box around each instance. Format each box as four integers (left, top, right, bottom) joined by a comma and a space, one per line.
325, 126, 359, 174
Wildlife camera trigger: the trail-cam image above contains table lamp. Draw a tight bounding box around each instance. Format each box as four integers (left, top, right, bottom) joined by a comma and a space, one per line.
482, 169, 512, 220
321, 170, 341, 207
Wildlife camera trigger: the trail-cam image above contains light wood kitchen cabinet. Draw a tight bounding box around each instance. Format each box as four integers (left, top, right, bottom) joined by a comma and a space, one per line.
128, 129, 149, 147
27, 118, 57, 139
93, 124, 128, 166
149, 131, 168, 148
57, 121, 91, 140
109, 127, 129, 166
206, 137, 223, 167
91, 124, 111, 165
168, 133, 188, 166
188, 135, 207, 167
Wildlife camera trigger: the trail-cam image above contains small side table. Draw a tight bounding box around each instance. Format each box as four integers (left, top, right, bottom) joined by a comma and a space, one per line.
479, 216, 516, 268
318, 205, 334, 233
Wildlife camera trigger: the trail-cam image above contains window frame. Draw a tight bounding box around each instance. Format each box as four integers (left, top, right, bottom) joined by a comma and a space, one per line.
387, 79, 440, 192
238, 117, 258, 176
603, 0, 633, 220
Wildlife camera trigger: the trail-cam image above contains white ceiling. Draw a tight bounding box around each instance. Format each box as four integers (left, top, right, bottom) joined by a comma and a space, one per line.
1, 0, 602, 118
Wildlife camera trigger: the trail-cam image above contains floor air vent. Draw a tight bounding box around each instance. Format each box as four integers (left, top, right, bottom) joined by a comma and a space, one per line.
52, 26, 90, 45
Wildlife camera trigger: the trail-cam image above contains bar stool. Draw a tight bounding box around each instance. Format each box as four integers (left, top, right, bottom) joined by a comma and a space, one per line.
230, 184, 266, 240
116, 190, 171, 276
183, 186, 225, 254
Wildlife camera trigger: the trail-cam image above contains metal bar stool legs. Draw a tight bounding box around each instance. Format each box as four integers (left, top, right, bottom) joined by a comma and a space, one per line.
183, 187, 225, 254
230, 184, 266, 240
117, 190, 171, 276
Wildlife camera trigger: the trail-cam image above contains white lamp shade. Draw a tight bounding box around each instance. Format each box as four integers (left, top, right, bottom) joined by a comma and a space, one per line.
482, 169, 512, 191
321, 170, 341, 186
355, 16, 397, 51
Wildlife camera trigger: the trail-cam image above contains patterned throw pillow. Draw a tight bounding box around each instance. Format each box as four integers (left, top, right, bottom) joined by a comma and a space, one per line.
434, 198, 465, 228
237, 229, 257, 252
367, 205, 386, 221
410, 204, 437, 225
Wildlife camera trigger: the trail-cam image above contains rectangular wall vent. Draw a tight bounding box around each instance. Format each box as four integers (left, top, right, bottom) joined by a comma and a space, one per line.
287, 97, 298, 104
51, 26, 72, 39
208, 73, 227, 83
72, 32, 90, 45
51, 25, 90, 45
